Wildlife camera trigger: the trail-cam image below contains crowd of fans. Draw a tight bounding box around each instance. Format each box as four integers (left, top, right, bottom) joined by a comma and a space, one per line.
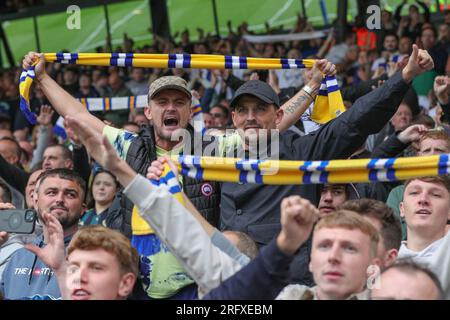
0, 0, 43, 13
0, 1, 450, 300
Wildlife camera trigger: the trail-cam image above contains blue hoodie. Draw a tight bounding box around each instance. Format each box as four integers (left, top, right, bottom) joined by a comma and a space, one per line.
0, 234, 72, 300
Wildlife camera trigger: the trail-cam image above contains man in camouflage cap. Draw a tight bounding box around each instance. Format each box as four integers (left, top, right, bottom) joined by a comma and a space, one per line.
23, 51, 222, 299
145, 76, 193, 148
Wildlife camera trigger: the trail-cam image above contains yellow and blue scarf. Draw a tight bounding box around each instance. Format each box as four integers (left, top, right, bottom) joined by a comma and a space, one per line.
175, 154, 450, 185
19, 53, 345, 125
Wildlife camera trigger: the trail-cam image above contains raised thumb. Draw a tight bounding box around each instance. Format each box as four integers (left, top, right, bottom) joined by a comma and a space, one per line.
410, 44, 419, 61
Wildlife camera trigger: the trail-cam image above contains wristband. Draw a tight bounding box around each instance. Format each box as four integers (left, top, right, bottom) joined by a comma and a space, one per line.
302, 85, 315, 99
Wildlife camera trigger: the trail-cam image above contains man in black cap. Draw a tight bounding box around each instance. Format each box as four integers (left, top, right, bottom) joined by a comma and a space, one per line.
218, 44, 434, 252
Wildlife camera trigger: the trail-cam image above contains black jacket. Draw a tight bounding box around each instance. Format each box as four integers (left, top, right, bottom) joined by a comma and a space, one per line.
220, 72, 411, 245
219, 73, 410, 286
105, 124, 221, 237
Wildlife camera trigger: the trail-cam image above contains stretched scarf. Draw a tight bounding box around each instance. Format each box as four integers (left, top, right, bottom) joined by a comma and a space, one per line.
175, 154, 450, 184
19, 53, 345, 125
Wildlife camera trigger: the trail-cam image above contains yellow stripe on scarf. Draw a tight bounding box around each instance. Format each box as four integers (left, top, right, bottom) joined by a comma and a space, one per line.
174, 154, 450, 184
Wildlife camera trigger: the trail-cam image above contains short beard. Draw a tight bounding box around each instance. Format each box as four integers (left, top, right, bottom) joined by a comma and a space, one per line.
37, 209, 80, 230
57, 214, 80, 230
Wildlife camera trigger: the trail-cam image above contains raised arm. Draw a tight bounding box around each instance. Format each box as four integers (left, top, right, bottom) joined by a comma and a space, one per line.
22, 52, 105, 136
64, 116, 244, 294
371, 124, 428, 158
25, 212, 69, 299
434, 76, 450, 123
297, 45, 434, 161
278, 59, 336, 133
146, 157, 215, 236
416, 0, 430, 23
204, 196, 318, 299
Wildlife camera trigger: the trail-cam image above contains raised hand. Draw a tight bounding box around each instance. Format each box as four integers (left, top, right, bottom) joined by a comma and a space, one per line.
64, 116, 121, 172
402, 44, 434, 83
146, 156, 179, 182
434, 75, 450, 105
311, 59, 336, 86
22, 52, 46, 81
249, 72, 259, 81
36, 104, 54, 126
25, 212, 65, 271
371, 79, 386, 90
397, 124, 428, 144
191, 89, 201, 101
65, 125, 82, 146
277, 196, 319, 255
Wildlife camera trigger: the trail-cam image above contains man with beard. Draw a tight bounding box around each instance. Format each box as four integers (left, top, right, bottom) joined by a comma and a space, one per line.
0, 168, 86, 299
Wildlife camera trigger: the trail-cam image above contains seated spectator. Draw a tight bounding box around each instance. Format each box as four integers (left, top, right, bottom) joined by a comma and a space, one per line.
62, 67, 79, 96
325, 32, 356, 65
420, 26, 448, 75
399, 35, 413, 55
395, 1, 430, 41
106, 72, 133, 98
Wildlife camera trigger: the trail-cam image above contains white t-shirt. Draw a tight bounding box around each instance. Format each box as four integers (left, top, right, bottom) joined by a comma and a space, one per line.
398, 232, 450, 266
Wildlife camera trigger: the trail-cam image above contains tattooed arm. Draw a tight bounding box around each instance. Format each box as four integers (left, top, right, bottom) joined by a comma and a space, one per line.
278, 59, 336, 133
278, 84, 318, 133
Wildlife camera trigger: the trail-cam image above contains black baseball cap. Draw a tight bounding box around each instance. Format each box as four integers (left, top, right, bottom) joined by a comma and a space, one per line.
230, 80, 280, 109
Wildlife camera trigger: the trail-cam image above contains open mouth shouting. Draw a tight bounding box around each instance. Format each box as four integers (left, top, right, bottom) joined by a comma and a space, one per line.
163, 114, 180, 130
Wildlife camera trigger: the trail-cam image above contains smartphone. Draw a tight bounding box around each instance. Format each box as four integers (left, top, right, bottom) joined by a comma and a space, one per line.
0, 209, 37, 234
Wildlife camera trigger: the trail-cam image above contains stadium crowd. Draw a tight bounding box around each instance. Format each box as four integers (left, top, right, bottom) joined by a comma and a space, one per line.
0, 1, 450, 300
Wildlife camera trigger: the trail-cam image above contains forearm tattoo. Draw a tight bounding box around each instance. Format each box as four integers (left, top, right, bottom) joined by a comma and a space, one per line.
284, 92, 310, 115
